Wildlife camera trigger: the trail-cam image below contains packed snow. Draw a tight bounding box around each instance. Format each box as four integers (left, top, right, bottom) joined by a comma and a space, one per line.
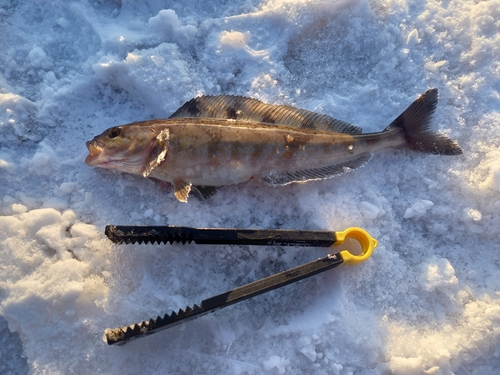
1, 0, 499, 374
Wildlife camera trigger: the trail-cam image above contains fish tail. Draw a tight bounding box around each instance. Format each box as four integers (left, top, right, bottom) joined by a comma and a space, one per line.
384, 88, 462, 155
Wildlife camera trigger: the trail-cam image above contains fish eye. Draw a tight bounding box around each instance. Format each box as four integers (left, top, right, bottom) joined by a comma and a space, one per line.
107, 127, 122, 139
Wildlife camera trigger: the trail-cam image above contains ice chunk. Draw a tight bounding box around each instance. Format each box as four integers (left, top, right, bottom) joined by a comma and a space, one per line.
25, 141, 57, 176
59, 182, 76, 194
70, 222, 99, 239
419, 256, 458, 292
390, 356, 423, 374
263, 355, 289, 374
220, 31, 249, 49
406, 28, 419, 47
23, 208, 61, 236
360, 201, 383, 219
464, 208, 482, 221
300, 345, 317, 362
403, 200, 434, 219
148, 9, 196, 47
28, 47, 53, 69
56, 17, 69, 28
425, 60, 447, 72
11, 204, 27, 214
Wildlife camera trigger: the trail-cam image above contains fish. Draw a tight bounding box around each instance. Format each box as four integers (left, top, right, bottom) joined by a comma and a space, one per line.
85, 88, 462, 202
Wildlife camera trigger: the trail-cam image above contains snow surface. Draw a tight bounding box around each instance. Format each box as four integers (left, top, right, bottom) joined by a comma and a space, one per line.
1, 0, 499, 374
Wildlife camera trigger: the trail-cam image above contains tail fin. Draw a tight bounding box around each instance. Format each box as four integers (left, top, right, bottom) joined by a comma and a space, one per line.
385, 88, 462, 155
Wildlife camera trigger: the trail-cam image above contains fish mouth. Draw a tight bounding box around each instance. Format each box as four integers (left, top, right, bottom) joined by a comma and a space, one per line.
85, 140, 104, 166
85, 139, 127, 169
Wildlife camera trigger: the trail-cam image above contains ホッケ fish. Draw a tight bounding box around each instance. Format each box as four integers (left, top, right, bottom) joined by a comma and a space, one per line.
85, 88, 462, 202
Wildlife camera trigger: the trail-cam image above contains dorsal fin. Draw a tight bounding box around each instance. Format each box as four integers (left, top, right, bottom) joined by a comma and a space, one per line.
169, 95, 362, 134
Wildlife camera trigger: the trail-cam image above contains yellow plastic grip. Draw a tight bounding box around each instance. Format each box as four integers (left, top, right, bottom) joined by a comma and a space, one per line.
334, 227, 377, 266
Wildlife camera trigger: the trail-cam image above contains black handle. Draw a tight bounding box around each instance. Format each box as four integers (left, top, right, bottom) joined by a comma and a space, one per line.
105, 225, 338, 247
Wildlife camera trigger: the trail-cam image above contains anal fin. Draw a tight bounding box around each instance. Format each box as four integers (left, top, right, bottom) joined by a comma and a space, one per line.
191, 185, 218, 200
262, 152, 373, 186
174, 179, 192, 203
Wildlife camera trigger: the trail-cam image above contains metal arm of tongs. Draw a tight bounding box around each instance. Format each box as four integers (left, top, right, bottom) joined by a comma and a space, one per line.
103, 225, 377, 346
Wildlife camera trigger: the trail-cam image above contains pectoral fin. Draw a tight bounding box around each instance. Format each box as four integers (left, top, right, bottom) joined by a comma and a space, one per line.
262, 152, 373, 186
173, 179, 192, 203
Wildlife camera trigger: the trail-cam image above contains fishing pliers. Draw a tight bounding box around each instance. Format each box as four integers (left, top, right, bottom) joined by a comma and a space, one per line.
103, 225, 377, 345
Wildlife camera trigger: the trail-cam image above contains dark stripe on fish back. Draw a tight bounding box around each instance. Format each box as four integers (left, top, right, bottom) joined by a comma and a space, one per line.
261, 114, 276, 124
226, 107, 238, 120
300, 115, 317, 129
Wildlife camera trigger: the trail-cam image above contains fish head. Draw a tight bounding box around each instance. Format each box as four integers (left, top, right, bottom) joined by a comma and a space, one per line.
85, 124, 162, 175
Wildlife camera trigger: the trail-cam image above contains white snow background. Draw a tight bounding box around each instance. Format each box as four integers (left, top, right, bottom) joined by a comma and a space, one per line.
1, 0, 499, 374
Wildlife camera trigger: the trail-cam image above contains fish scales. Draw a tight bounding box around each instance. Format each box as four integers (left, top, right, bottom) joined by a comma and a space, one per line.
145, 119, 361, 186
85, 89, 462, 202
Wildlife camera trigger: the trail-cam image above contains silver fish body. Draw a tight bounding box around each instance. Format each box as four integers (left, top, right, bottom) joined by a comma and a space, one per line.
85, 89, 462, 202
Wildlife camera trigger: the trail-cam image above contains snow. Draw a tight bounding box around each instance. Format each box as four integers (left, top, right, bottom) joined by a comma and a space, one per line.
0, 0, 499, 374
418, 256, 459, 293
403, 200, 434, 220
